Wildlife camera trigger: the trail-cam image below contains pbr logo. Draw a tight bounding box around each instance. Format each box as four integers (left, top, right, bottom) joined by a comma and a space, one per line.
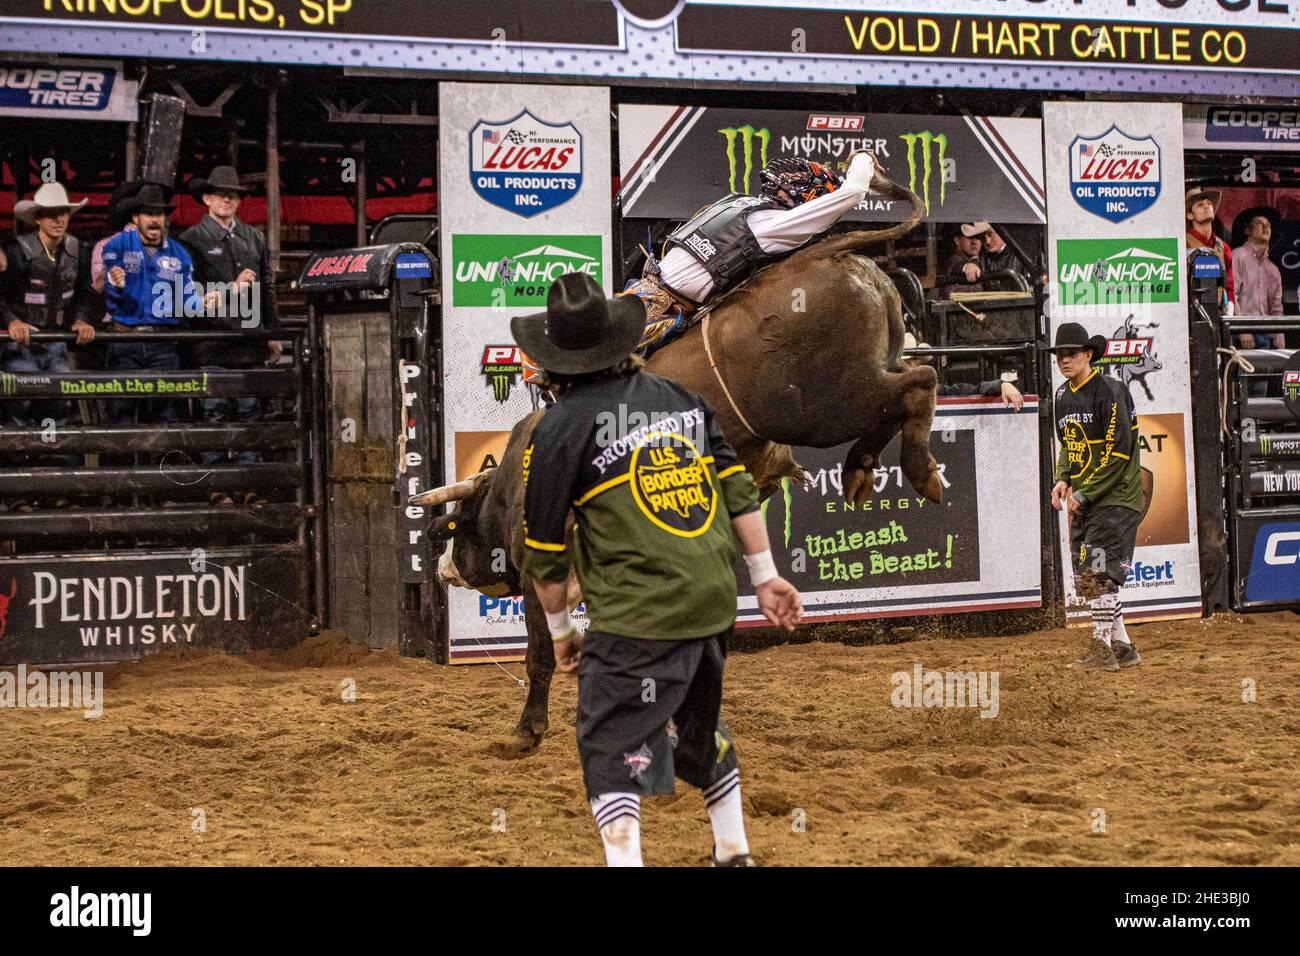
1070, 126, 1161, 223
1098, 338, 1155, 366
481, 345, 523, 403
469, 110, 582, 217
1284, 370, 1300, 402
807, 114, 865, 131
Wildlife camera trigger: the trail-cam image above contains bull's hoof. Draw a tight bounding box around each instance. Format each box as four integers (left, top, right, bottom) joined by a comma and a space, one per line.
843, 462, 877, 505
508, 722, 547, 752
917, 469, 943, 503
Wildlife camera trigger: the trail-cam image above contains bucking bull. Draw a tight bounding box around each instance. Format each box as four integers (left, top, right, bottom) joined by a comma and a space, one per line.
414, 171, 937, 749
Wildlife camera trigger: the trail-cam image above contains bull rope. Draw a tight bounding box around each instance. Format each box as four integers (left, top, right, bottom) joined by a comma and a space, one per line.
1216, 346, 1256, 437
701, 309, 761, 438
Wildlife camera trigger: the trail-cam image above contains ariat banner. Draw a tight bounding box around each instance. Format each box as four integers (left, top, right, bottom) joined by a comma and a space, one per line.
1045, 101, 1202, 624
619, 106, 1045, 224
438, 81, 611, 664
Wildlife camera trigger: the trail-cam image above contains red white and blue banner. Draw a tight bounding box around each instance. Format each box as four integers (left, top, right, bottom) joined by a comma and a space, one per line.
0, 58, 137, 121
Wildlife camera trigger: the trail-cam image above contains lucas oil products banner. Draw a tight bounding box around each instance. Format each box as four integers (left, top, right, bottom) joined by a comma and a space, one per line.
1044, 101, 1202, 623
437, 82, 611, 664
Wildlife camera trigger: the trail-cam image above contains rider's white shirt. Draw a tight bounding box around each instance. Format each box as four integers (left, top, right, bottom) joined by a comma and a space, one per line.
658, 152, 874, 304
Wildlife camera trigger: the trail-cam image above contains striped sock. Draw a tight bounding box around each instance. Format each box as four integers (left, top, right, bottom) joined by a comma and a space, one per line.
591, 792, 642, 867
1090, 592, 1119, 647
703, 768, 749, 862
1112, 598, 1132, 645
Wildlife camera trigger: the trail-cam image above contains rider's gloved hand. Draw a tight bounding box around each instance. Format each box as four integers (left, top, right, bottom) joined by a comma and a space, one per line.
843, 151, 875, 192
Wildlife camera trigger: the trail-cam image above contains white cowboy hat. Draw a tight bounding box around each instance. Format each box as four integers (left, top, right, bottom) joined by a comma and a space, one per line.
960, 221, 993, 238
14, 182, 88, 224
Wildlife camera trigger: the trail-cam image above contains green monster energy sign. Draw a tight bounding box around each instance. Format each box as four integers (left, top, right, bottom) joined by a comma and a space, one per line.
719, 125, 771, 193
900, 130, 948, 214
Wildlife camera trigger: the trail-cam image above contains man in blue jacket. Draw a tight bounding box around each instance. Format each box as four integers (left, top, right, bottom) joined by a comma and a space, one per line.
100, 184, 201, 425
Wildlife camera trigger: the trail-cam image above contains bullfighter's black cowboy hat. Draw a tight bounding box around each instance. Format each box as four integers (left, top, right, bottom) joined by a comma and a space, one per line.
511, 273, 645, 376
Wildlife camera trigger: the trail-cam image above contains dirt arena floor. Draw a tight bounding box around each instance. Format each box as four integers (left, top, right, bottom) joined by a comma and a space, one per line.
3, 611, 1298, 866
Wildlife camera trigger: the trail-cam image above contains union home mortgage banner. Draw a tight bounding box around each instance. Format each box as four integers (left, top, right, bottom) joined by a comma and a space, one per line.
3, 2, 1299, 95
619, 106, 1045, 224
437, 81, 611, 664
1044, 101, 1203, 624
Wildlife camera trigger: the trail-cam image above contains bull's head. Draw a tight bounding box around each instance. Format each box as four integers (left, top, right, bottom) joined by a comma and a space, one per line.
409, 468, 517, 595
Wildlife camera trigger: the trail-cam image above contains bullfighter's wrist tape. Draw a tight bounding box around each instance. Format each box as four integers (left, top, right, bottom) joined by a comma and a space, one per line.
546, 608, 575, 643
744, 549, 779, 587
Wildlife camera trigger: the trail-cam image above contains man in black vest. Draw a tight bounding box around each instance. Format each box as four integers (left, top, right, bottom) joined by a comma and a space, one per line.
2, 182, 96, 428
178, 166, 280, 506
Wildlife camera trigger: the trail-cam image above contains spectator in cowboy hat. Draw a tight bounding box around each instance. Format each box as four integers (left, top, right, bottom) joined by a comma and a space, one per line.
1185, 187, 1235, 312
1, 182, 97, 424
100, 183, 199, 425
969, 221, 1027, 292
1231, 206, 1285, 349
178, 165, 281, 507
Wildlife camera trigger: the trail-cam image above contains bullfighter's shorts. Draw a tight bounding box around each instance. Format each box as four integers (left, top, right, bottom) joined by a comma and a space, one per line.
1070, 503, 1142, 598
575, 627, 739, 801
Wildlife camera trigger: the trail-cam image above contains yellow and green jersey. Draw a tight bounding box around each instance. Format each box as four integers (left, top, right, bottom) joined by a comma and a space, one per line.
521, 371, 760, 639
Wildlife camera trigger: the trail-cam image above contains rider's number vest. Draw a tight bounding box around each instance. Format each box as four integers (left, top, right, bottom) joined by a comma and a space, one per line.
665, 194, 781, 298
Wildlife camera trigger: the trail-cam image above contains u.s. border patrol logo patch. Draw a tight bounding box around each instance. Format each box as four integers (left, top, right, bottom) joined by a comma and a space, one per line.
629, 431, 717, 538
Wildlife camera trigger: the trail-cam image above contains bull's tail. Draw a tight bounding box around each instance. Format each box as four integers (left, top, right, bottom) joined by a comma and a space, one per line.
807, 175, 923, 260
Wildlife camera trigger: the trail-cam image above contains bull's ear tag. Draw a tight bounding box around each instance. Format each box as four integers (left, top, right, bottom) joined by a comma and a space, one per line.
791, 547, 806, 573
340, 418, 356, 443
491, 547, 507, 573
447, 521, 457, 532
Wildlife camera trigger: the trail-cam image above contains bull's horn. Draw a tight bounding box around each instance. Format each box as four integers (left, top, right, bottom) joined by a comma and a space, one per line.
409, 478, 478, 507
408, 467, 496, 506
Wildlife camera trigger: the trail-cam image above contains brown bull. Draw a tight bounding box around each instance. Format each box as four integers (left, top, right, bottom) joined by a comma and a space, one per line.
415, 173, 936, 749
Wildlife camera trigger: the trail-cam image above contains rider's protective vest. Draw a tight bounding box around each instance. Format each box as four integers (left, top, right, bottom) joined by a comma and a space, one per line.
664, 194, 782, 297
12, 233, 80, 329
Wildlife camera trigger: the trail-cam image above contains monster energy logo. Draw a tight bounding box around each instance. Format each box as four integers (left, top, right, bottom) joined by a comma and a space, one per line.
0, 372, 14, 396
481, 345, 522, 404
719, 125, 771, 194
759, 476, 795, 547
899, 130, 948, 215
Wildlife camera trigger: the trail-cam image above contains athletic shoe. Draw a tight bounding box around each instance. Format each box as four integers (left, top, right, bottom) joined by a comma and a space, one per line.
711, 849, 758, 867
1112, 640, 1142, 668
1069, 638, 1120, 672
